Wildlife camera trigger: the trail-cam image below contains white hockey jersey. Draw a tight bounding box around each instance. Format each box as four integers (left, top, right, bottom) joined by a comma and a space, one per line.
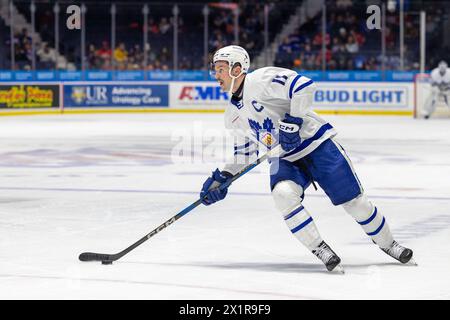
222, 67, 337, 175
430, 68, 450, 90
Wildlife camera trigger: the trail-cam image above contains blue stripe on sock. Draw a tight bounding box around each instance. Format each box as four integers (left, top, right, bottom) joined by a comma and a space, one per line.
367, 216, 386, 236
358, 207, 377, 225
291, 217, 313, 233
284, 206, 304, 220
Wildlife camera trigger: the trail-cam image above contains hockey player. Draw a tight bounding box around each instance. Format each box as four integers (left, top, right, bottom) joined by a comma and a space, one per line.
423, 61, 450, 119
199, 45, 415, 272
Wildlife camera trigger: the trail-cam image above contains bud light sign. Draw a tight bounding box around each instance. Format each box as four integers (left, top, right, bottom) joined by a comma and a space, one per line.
313, 82, 410, 109
64, 84, 169, 107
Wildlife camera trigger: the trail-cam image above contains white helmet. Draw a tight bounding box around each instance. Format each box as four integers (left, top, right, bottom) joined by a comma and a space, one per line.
213, 45, 250, 75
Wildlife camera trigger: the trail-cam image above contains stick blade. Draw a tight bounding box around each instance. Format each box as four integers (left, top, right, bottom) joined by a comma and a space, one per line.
79, 252, 112, 262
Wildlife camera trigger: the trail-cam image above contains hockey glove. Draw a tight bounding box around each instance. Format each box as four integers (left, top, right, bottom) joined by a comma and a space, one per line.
200, 169, 233, 205
278, 113, 303, 152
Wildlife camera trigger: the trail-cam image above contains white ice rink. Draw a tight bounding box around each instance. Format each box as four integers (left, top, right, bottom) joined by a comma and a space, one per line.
0, 113, 449, 299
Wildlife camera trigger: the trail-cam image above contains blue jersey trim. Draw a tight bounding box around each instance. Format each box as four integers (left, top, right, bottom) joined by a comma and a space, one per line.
230, 98, 244, 110
272, 79, 286, 86
275, 75, 289, 80
283, 123, 333, 158
234, 142, 252, 151
289, 75, 302, 99
234, 150, 258, 156
293, 79, 314, 95
291, 217, 313, 233
367, 217, 386, 236
358, 207, 378, 225
284, 206, 304, 220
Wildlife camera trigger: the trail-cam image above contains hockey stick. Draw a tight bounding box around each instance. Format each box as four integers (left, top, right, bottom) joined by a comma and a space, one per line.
79, 145, 282, 264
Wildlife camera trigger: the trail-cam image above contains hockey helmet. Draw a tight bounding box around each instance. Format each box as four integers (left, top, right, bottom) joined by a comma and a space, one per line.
212, 45, 250, 77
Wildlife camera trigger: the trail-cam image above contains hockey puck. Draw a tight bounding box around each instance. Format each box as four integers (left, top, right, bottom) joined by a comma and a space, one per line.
102, 260, 113, 265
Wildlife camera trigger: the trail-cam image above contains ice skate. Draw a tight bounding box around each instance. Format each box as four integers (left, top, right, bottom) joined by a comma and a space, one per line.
312, 241, 344, 273
381, 241, 417, 266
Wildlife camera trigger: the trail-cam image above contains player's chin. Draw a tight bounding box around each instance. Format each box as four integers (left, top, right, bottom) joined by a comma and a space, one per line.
217, 81, 226, 91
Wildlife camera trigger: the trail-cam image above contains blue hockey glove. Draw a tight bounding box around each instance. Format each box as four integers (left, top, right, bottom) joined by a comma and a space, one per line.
278, 113, 303, 152
200, 169, 233, 206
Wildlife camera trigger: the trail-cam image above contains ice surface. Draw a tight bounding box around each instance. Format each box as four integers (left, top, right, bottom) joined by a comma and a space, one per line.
0, 113, 449, 299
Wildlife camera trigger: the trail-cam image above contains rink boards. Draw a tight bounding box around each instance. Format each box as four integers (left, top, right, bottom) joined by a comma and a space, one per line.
0, 81, 414, 116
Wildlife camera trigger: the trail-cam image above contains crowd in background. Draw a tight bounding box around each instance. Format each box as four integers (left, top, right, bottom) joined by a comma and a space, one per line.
85, 0, 268, 71
86, 41, 172, 71
1, 0, 448, 72
274, 0, 447, 71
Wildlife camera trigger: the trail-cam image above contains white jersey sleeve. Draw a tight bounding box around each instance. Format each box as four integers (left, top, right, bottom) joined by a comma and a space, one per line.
256, 69, 316, 118
282, 73, 316, 118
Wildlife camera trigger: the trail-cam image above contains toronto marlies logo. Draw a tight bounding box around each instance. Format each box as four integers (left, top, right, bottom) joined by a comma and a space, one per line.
248, 117, 276, 148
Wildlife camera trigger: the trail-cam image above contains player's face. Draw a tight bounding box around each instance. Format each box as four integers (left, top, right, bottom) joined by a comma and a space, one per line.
438, 62, 448, 74
213, 61, 232, 91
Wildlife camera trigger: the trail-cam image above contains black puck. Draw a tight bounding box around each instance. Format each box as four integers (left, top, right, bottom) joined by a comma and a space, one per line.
102, 260, 113, 265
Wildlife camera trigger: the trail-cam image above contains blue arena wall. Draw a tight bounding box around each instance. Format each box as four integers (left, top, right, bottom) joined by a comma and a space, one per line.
0, 70, 421, 116
0, 70, 420, 82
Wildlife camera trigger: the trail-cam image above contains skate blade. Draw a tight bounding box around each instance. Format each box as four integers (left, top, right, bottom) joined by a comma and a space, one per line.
406, 258, 418, 266
332, 264, 345, 274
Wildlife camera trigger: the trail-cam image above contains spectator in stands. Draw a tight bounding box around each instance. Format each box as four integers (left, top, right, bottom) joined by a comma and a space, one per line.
336, 0, 353, 9
241, 32, 255, 52
302, 44, 316, 70
345, 35, 359, 54
132, 45, 143, 68
37, 43, 54, 69
179, 56, 193, 70
114, 42, 128, 69
148, 18, 160, 34
331, 37, 345, 54
337, 27, 348, 44
210, 31, 227, 52
101, 58, 112, 71
333, 15, 347, 38
5, 0, 444, 72
364, 57, 377, 71
144, 44, 157, 67
350, 28, 365, 47
127, 56, 140, 70
159, 18, 171, 35
279, 37, 293, 54
96, 41, 111, 64
159, 46, 170, 65
88, 44, 98, 69
17, 28, 32, 47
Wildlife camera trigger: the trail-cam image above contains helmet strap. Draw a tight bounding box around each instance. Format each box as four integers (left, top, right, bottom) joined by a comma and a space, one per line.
228, 63, 244, 98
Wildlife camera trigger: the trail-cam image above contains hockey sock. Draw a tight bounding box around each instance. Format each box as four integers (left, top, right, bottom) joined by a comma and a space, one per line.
283, 205, 323, 251
342, 194, 394, 249
272, 180, 323, 251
